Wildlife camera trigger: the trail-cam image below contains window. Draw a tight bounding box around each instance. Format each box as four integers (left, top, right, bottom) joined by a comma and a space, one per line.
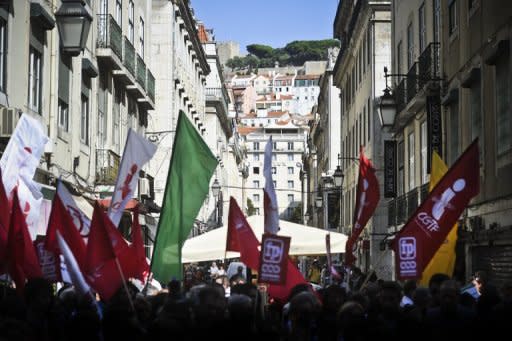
253, 167, 260, 174
253, 142, 260, 150
448, 100, 460, 164
273, 141, 277, 150
139, 17, 145, 57
58, 100, 69, 132
367, 29, 371, 65
449, 0, 457, 35
288, 167, 294, 175
255, 208, 260, 215
408, 132, 415, 190
128, 0, 134, 43
367, 97, 371, 142
272, 154, 277, 161
407, 22, 414, 69
80, 95, 89, 145
253, 194, 260, 203
433, 0, 440, 42
271, 167, 276, 174
273, 180, 276, 188
28, 47, 42, 113
97, 72, 107, 146
287, 180, 293, 189
287, 154, 293, 161
0, 17, 6, 93
396, 41, 402, 75
496, 53, 511, 155
113, 83, 122, 152
253, 180, 260, 188
253, 154, 259, 161
288, 194, 294, 203
420, 121, 428, 184
398, 141, 405, 195
419, 3, 426, 52
116, 0, 122, 25
287, 142, 293, 150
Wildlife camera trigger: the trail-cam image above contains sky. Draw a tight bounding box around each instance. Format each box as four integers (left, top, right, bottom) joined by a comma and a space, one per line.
192, 0, 339, 53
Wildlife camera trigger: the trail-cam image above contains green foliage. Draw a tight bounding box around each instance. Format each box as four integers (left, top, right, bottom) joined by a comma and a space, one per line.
247, 198, 257, 216
225, 39, 340, 70
285, 205, 303, 224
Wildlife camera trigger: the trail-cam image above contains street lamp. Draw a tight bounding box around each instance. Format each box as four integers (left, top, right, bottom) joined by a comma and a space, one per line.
378, 67, 397, 128
333, 165, 344, 187
315, 195, 323, 208
211, 178, 221, 197
55, 0, 93, 56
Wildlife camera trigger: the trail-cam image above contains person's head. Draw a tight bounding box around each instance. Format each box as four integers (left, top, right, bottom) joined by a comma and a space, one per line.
473, 270, 488, 295
352, 267, 362, 277
439, 280, 459, 313
377, 281, 402, 315
288, 291, 322, 334
211, 261, 217, 268
403, 279, 417, 298
428, 273, 450, 306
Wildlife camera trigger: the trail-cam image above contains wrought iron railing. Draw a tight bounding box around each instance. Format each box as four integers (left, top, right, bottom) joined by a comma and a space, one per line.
420, 182, 429, 203
388, 199, 397, 227
123, 37, 135, 77
406, 63, 418, 103
406, 188, 419, 217
96, 14, 122, 60
147, 70, 155, 102
418, 42, 441, 89
95, 149, 120, 185
136, 54, 146, 90
394, 78, 407, 114
396, 194, 406, 225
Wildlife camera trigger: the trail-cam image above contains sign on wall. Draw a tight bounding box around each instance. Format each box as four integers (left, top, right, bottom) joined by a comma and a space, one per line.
384, 140, 397, 198
427, 95, 442, 172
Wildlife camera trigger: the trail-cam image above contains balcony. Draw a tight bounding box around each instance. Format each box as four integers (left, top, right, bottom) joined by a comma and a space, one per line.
136, 54, 146, 90
418, 42, 441, 90
113, 37, 137, 85
394, 78, 406, 115
96, 14, 123, 70
406, 63, 418, 103
205, 87, 229, 115
406, 188, 418, 217
147, 70, 155, 103
388, 199, 397, 227
95, 149, 120, 185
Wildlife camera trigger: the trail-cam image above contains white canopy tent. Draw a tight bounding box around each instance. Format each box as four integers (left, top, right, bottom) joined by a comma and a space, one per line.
182, 215, 348, 263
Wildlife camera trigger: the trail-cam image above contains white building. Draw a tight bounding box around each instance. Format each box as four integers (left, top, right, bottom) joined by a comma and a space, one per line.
240, 117, 307, 220
292, 75, 321, 115
150, 0, 210, 205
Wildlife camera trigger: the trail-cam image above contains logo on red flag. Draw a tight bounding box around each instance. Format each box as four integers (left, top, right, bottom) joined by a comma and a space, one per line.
259, 234, 290, 285
345, 148, 380, 266
393, 140, 480, 280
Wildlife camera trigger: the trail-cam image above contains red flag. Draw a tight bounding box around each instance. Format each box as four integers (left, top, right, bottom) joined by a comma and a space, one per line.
7, 189, 42, 291
0, 169, 11, 268
85, 202, 122, 300
392, 140, 480, 280
345, 148, 380, 266
228, 198, 307, 302
45, 181, 87, 271
131, 206, 149, 281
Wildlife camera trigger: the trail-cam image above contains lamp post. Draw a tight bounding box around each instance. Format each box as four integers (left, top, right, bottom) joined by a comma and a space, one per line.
211, 178, 221, 227
333, 155, 344, 233
55, 0, 93, 56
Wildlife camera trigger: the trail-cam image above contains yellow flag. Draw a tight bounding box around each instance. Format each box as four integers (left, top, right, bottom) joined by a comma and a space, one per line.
419, 151, 458, 286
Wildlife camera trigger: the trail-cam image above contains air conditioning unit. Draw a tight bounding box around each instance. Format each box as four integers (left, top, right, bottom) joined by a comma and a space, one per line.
139, 178, 150, 198
0, 107, 21, 138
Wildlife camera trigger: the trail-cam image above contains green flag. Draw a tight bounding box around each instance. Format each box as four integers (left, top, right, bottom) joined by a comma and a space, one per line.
151, 111, 218, 282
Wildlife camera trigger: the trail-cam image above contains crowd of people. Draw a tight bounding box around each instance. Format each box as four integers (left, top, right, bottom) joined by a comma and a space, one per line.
0, 262, 511, 340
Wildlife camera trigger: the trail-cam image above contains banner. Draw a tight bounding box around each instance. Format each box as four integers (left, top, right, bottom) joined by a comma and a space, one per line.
34, 236, 61, 282
384, 140, 397, 198
258, 234, 290, 285
427, 95, 442, 172
109, 128, 157, 227
345, 148, 380, 266
393, 140, 479, 280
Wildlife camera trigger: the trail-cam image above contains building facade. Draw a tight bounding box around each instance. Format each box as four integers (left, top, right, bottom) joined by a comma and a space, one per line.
331, 0, 392, 277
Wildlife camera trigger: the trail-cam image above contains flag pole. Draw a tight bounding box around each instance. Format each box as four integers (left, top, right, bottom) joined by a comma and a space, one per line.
114, 257, 136, 312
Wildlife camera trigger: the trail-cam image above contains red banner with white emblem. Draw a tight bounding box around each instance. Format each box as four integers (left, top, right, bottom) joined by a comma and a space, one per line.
392, 140, 480, 280
345, 148, 380, 266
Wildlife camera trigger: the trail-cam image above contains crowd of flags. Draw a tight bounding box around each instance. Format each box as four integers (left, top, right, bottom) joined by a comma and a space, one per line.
0, 110, 481, 302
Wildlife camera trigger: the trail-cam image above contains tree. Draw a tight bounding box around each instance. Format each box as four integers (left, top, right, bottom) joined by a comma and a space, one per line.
246, 198, 257, 216
285, 205, 303, 224
226, 56, 245, 70
245, 54, 260, 72
247, 44, 275, 59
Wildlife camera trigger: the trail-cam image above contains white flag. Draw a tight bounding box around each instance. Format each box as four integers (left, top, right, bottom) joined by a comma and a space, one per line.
57, 180, 91, 241
108, 128, 157, 227
56, 231, 91, 296
263, 136, 279, 234
0, 113, 48, 237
